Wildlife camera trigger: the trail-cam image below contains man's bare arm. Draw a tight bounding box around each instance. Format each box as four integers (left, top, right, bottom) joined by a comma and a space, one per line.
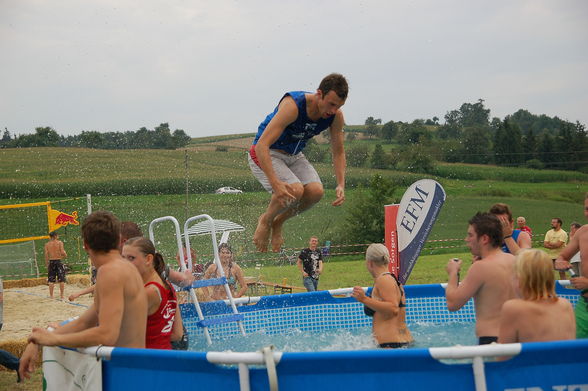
554, 228, 582, 269
30, 268, 125, 347
329, 110, 346, 206
446, 260, 482, 311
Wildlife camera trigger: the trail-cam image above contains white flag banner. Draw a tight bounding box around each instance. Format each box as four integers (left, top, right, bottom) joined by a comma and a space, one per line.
43, 346, 102, 391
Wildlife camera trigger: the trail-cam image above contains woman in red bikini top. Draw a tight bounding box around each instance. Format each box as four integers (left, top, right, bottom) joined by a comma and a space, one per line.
123, 237, 184, 349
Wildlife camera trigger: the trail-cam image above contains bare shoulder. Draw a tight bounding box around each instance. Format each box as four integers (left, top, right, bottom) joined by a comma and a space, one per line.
276, 95, 299, 116
577, 225, 588, 237
502, 299, 525, 314
331, 110, 345, 130
97, 258, 134, 284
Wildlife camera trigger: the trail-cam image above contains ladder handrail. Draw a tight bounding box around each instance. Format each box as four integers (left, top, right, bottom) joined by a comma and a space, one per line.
148, 215, 211, 344
183, 214, 246, 343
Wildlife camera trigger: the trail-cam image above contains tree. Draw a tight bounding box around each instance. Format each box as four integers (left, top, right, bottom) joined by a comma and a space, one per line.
0, 128, 11, 148
365, 117, 382, 139
458, 99, 490, 127
538, 132, 556, 168
346, 144, 370, 167
172, 129, 192, 149
493, 119, 523, 166
555, 122, 576, 170
370, 144, 387, 169
381, 121, 398, 143
79, 131, 105, 148
304, 138, 326, 163
340, 174, 398, 244
397, 143, 435, 173
522, 127, 537, 161
462, 126, 491, 164
398, 121, 431, 145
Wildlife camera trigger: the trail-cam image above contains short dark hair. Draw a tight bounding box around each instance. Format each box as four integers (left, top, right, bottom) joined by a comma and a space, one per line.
82, 211, 121, 253
49, 231, 57, 238
318, 73, 348, 100
571, 222, 582, 230
469, 212, 502, 248
553, 218, 563, 226
121, 221, 143, 241
489, 203, 512, 222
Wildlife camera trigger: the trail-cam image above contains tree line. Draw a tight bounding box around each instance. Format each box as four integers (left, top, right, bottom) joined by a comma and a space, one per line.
306, 99, 587, 173
0, 123, 192, 150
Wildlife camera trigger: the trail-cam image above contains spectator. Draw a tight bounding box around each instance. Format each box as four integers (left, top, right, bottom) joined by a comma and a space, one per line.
202, 243, 247, 300
44, 231, 67, 300
516, 216, 532, 239
297, 236, 324, 292
543, 218, 568, 253
489, 203, 531, 255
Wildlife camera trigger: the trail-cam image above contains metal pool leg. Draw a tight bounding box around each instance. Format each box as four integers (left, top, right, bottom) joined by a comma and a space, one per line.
472, 355, 487, 391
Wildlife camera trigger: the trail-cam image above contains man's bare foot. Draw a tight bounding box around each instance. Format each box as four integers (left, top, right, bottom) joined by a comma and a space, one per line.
253, 215, 271, 252
270, 223, 284, 253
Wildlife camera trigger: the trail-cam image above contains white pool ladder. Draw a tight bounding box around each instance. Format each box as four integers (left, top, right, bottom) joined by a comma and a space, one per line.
149, 215, 246, 345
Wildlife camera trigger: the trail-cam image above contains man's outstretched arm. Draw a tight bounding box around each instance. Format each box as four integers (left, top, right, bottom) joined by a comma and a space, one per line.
329, 110, 346, 206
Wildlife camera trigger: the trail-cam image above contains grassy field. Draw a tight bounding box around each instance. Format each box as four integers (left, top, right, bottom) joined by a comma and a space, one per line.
1, 188, 585, 283
1, 139, 586, 281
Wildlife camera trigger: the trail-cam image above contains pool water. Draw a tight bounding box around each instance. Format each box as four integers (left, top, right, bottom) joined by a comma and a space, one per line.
189, 321, 477, 352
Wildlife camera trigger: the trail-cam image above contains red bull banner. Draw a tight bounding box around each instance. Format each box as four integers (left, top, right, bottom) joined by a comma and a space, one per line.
384, 204, 400, 277
48, 206, 79, 232
386, 179, 446, 284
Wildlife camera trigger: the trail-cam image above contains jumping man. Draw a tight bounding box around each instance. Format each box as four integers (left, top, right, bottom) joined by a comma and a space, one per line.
248, 73, 348, 252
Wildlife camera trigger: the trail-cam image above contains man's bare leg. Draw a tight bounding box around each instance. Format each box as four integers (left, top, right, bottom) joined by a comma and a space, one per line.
254, 183, 305, 252
59, 282, 65, 300
48, 283, 54, 299
270, 182, 324, 252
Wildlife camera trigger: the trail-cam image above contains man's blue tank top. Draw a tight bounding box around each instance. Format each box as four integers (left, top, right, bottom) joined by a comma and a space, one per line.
253, 91, 335, 155
501, 229, 521, 253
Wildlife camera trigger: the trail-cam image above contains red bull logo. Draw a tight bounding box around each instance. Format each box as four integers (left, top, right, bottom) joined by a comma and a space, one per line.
54, 211, 79, 226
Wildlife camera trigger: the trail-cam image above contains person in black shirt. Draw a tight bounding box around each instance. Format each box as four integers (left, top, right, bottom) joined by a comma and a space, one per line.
297, 236, 324, 291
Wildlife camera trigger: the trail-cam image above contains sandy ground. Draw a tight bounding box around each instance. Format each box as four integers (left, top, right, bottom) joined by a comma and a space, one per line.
1, 282, 94, 343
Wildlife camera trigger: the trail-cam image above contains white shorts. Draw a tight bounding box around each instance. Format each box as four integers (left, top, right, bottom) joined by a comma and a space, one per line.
248, 149, 321, 193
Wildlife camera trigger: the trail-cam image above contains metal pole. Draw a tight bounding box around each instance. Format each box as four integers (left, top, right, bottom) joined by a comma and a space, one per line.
185, 149, 189, 221
86, 194, 92, 215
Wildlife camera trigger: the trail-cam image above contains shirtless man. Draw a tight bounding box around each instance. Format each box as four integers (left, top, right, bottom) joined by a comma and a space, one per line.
248, 73, 348, 252
44, 231, 67, 299
445, 212, 516, 344
18, 211, 148, 381
489, 203, 532, 255
554, 193, 588, 338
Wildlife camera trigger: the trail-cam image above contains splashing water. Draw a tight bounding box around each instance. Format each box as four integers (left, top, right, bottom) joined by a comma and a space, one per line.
189, 322, 476, 352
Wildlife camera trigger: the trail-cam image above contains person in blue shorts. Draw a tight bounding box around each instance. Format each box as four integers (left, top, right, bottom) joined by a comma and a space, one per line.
248, 73, 348, 252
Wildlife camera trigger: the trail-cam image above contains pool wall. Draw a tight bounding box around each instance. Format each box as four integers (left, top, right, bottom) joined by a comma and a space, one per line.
43, 282, 587, 391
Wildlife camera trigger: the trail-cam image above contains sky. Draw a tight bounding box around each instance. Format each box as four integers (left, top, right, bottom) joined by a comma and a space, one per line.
1, 0, 587, 138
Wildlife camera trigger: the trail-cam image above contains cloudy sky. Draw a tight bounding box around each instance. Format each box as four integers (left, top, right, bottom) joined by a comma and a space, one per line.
1, 0, 587, 138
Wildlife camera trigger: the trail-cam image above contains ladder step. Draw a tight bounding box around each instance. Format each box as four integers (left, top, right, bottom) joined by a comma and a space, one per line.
184, 277, 227, 290
197, 313, 244, 327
